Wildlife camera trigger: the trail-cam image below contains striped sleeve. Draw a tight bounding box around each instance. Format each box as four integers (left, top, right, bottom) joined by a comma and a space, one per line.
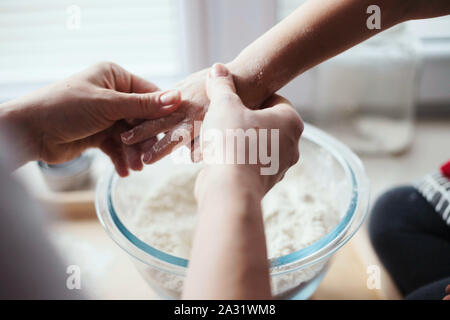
414, 171, 450, 226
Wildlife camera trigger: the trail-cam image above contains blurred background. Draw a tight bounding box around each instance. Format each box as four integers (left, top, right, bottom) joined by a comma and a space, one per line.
1, 0, 449, 153
1, 0, 449, 299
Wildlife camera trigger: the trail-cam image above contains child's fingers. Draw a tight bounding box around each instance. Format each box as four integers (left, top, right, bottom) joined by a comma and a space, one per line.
142, 123, 192, 164
142, 134, 178, 164
138, 137, 158, 155
120, 112, 185, 145
137, 137, 158, 164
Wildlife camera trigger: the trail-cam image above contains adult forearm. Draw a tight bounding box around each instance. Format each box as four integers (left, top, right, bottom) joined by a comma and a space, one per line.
227, 0, 411, 108
0, 100, 39, 168
183, 166, 271, 299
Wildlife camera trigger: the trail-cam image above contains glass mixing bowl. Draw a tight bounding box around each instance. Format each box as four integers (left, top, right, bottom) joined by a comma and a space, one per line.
95, 123, 370, 299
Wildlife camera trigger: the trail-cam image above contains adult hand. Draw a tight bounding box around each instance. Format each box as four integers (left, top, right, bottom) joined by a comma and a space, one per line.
196, 63, 303, 197
0, 62, 181, 176
183, 64, 303, 300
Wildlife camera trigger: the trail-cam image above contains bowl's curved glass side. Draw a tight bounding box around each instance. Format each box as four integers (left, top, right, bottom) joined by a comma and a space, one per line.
267, 124, 370, 298
95, 122, 370, 300
99, 123, 369, 272
107, 135, 363, 272
306, 124, 371, 260
108, 175, 189, 268
132, 258, 183, 299
95, 167, 188, 277
271, 259, 329, 298
269, 124, 370, 274
272, 262, 330, 300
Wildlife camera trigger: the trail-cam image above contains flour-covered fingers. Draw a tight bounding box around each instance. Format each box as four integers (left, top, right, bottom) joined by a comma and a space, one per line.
142, 123, 192, 164
120, 112, 185, 145
138, 137, 158, 155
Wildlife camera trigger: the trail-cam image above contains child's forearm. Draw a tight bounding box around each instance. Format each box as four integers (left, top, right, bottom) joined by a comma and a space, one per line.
183, 166, 271, 299
227, 0, 412, 109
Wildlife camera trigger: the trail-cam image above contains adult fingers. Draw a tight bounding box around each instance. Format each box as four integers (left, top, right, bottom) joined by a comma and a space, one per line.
121, 72, 160, 128
260, 94, 304, 140
99, 138, 129, 177
206, 63, 242, 111
120, 112, 185, 145
127, 72, 160, 93
106, 89, 181, 121
125, 118, 144, 126
105, 61, 161, 93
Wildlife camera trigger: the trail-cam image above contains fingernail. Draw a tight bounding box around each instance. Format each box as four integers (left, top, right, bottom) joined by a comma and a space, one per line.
159, 90, 180, 105
143, 152, 152, 163
121, 131, 134, 143
210, 63, 228, 78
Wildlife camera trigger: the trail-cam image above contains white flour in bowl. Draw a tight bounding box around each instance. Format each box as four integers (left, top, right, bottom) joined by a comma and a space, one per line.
130, 164, 341, 259
121, 153, 344, 297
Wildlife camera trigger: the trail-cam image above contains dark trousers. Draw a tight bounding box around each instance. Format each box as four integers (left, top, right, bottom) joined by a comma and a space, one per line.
369, 186, 450, 300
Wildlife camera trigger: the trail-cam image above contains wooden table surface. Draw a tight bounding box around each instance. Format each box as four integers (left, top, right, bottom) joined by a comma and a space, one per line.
50, 217, 393, 300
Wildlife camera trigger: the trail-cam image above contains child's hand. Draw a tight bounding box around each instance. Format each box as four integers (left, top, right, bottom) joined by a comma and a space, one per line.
120, 69, 210, 164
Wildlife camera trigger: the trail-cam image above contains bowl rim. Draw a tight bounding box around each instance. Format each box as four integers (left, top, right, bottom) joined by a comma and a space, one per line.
96, 123, 370, 276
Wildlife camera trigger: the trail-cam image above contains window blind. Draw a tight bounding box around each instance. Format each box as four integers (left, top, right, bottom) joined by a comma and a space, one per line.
0, 0, 181, 85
